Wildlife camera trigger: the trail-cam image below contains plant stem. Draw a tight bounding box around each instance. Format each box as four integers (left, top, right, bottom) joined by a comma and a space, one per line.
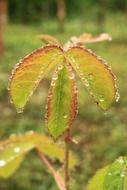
36, 149, 66, 190
64, 129, 70, 190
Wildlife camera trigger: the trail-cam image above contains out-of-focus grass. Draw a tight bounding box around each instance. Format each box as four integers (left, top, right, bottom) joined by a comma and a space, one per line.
0, 13, 127, 190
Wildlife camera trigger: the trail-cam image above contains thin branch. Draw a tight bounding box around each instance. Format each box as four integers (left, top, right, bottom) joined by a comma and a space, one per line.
36, 149, 66, 190
64, 129, 71, 190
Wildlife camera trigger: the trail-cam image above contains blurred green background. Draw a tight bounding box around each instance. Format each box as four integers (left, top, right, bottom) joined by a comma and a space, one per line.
0, 0, 127, 189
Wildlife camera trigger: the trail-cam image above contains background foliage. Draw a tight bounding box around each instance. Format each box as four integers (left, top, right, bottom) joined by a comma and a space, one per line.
0, 0, 127, 190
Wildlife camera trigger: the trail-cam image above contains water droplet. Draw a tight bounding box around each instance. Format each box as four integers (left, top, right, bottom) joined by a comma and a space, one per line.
87, 49, 93, 54
67, 65, 72, 72
100, 98, 104, 102
51, 80, 56, 86
115, 92, 120, 102
108, 66, 112, 71
74, 88, 78, 94
52, 75, 58, 81
29, 91, 33, 97
114, 76, 117, 81
88, 73, 94, 81
0, 160, 6, 167
7, 86, 10, 91
63, 114, 68, 119
120, 173, 124, 177
14, 147, 21, 153
69, 73, 75, 80
99, 95, 104, 102
97, 56, 102, 61
84, 80, 89, 87
17, 108, 23, 114
75, 64, 79, 69
58, 64, 63, 70
10, 99, 13, 104
108, 172, 112, 176
79, 72, 84, 77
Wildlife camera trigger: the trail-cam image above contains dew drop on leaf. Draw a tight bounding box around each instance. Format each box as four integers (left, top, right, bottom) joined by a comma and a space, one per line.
100, 98, 104, 102
69, 73, 75, 80
29, 91, 34, 97
99, 95, 104, 102
74, 88, 78, 94
79, 73, 84, 78
82, 79, 89, 87
52, 75, 58, 81
13, 147, 21, 153
120, 173, 124, 177
115, 92, 120, 102
58, 64, 63, 71
0, 160, 6, 167
17, 108, 24, 114
88, 73, 94, 81
10, 99, 13, 104
67, 65, 72, 72
85, 80, 89, 87
63, 114, 68, 119
51, 80, 56, 86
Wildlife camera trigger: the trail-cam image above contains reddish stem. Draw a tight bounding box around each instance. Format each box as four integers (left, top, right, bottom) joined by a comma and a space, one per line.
37, 149, 66, 190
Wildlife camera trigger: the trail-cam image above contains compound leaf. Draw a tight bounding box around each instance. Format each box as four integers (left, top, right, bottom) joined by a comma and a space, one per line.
0, 142, 34, 178
0, 132, 77, 178
87, 157, 127, 190
9, 45, 63, 111
87, 166, 109, 190
67, 46, 118, 110
45, 64, 78, 139
24, 132, 77, 168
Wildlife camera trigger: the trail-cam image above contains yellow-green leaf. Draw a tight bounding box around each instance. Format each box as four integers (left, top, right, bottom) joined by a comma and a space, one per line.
9, 45, 63, 111
0, 142, 34, 178
87, 166, 109, 190
0, 132, 77, 178
45, 64, 78, 139
67, 46, 118, 110
87, 157, 127, 190
103, 157, 127, 190
24, 132, 77, 168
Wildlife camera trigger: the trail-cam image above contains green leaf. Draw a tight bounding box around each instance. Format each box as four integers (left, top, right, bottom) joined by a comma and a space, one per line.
87, 166, 110, 190
0, 132, 77, 178
103, 157, 127, 190
45, 63, 78, 139
67, 46, 118, 110
9, 45, 63, 111
24, 132, 77, 168
0, 142, 34, 178
87, 157, 127, 190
